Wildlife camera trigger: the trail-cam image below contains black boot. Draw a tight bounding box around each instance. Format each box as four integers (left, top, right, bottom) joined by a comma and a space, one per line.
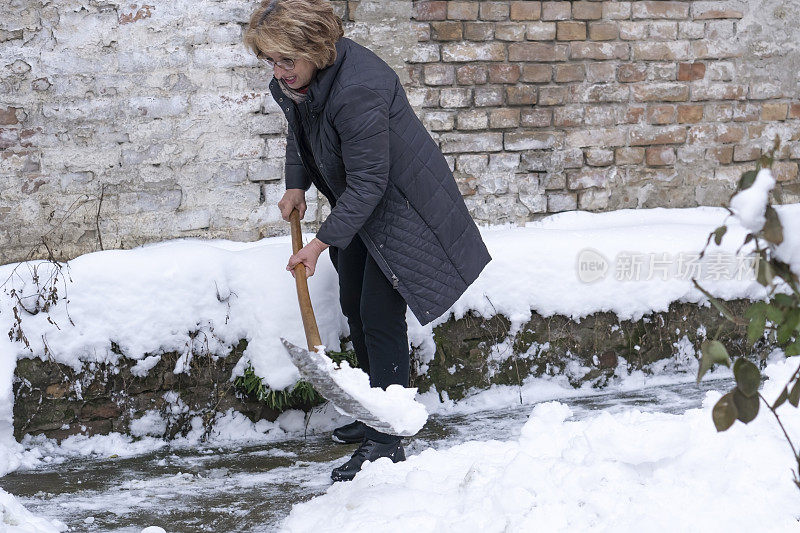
332, 420, 367, 444
330, 438, 405, 482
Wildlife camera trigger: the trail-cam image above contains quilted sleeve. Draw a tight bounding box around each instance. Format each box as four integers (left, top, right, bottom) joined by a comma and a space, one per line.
285, 127, 311, 191
316, 84, 390, 248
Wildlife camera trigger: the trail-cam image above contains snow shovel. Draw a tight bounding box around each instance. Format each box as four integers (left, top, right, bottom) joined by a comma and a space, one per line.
280, 209, 416, 435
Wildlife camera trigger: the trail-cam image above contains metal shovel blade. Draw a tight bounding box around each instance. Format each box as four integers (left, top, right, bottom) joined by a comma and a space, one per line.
280, 337, 409, 436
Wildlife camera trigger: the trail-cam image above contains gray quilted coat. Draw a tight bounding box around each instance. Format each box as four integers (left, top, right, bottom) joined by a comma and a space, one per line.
268, 37, 491, 326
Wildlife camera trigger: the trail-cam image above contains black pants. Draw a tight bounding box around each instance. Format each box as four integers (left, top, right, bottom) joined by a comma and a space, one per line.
330, 234, 409, 443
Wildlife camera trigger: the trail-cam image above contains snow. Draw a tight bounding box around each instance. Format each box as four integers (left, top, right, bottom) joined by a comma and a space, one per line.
729, 168, 776, 233
282, 356, 800, 533
309, 348, 428, 436
0, 488, 66, 532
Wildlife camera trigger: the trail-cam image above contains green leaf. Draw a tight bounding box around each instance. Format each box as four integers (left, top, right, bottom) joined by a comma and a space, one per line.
786, 339, 800, 358
765, 304, 785, 324
732, 387, 760, 423
777, 309, 800, 345
775, 294, 795, 308
713, 392, 738, 431
745, 303, 768, 347
756, 258, 774, 287
733, 358, 761, 397
697, 339, 731, 383
773, 387, 789, 410
790, 379, 800, 408
762, 206, 784, 245
713, 225, 727, 246
738, 170, 757, 191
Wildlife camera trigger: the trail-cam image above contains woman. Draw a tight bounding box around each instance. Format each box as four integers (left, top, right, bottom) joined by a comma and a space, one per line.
244, 0, 491, 482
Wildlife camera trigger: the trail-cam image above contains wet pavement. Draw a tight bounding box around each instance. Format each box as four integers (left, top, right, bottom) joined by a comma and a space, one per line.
2, 378, 731, 532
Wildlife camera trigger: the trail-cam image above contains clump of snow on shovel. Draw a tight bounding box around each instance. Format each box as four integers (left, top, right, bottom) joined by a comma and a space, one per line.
313, 345, 428, 436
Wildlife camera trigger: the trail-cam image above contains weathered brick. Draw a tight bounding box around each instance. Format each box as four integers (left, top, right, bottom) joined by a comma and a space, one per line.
474, 86, 505, 106
570, 42, 629, 60
431, 21, 463, 40
617, 63, 647, 83
584, 105, 619, 126
586, 63, 616, 83
625, 106, 646, 123
456, 154, 489, 174
521, 108, 553, 127
480, 2, 510, 21
732, 102, 760, 122
557, 21, 587, 41
495, 23, 527, 41
577, 84, 630, 103
457, 109, 489, 130
457, 64, 489, 84
574, 1, 602, 20
762, 103, 788, 121
548, 191, 577, 212
554, 64, 585, 83
507, 85, 538, 105
632, 83, 689, 102
585, 148, 614, 166
677, 104, 704, 123
510, 1, 541, 20
679, 21, 706, 39
619, 21, 648, 40
443, 42, 506, 61
0, 107, 20, 125
554, 106, 584, 127
489, 108, 521, 128
422, 111, 456, 131
415, 1, 448, 21
541, 1, 571, 20
692, 40, 743, 60
522, 64, 553, 83
773, 161, 799, 182
509, 42, 568, 62
424, 64, 455, 85
589, 21, 619, 41
616, 147, 645, 165
789, 103, 800, 119
413, 21, 431, 41
439, 132, 504, 153
526, 21, 557, 40
691, 83, 746, 101
448, 1, 480, 20
540, 86, 571, 105
649, 21, 678, 40
716, 124, 745, 143
647, 105, 677, 124
632, 41, 691, 61
440, 87, 473, 107
733, 144, 761, 162
704, 146, 732, 164
692, 2, 744, 20
629, 125, 687, 145
579, 189, 611, 211
603, 2, 632, 20
409, 43, 441, 63
464, 22, 495, 40
677, 62, 706, 81
505, 131, 558, 151
568, 167, 614, 189
567, 127, 627, 147
489, 64, 521, 83
632, 2, 689, 20
646, 146, 677, 166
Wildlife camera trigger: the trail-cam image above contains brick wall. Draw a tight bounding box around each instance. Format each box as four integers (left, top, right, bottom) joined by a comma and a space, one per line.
408, 0, 800, 223
1, 0, 799, 264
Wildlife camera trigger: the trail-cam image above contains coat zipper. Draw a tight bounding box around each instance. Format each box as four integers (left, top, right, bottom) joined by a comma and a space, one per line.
292, 103, 400, 290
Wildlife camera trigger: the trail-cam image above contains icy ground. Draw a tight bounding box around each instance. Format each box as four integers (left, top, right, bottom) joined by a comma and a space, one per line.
3, 377, 733, 532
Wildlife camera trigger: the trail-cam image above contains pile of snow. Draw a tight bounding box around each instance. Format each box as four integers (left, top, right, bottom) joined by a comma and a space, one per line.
0, 487, 65, 532
729, 168, 776, 232
282, 356, 800, 532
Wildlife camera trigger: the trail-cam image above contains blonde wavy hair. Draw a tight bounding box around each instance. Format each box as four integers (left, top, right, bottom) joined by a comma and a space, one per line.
244, 0, 344, 70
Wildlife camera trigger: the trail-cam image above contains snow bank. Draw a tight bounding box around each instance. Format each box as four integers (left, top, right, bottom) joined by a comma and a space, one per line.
0, 488, 66, 532
282, 356, 800, 533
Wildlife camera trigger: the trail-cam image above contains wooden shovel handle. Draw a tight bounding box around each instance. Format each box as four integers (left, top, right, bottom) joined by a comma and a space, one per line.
289, 209, 323, 351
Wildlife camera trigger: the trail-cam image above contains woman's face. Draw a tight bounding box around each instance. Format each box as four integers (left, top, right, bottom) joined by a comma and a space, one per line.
261, 51, 316, 89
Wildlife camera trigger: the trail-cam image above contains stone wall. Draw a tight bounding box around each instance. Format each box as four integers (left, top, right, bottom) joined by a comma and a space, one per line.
1, 0, 800, 264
